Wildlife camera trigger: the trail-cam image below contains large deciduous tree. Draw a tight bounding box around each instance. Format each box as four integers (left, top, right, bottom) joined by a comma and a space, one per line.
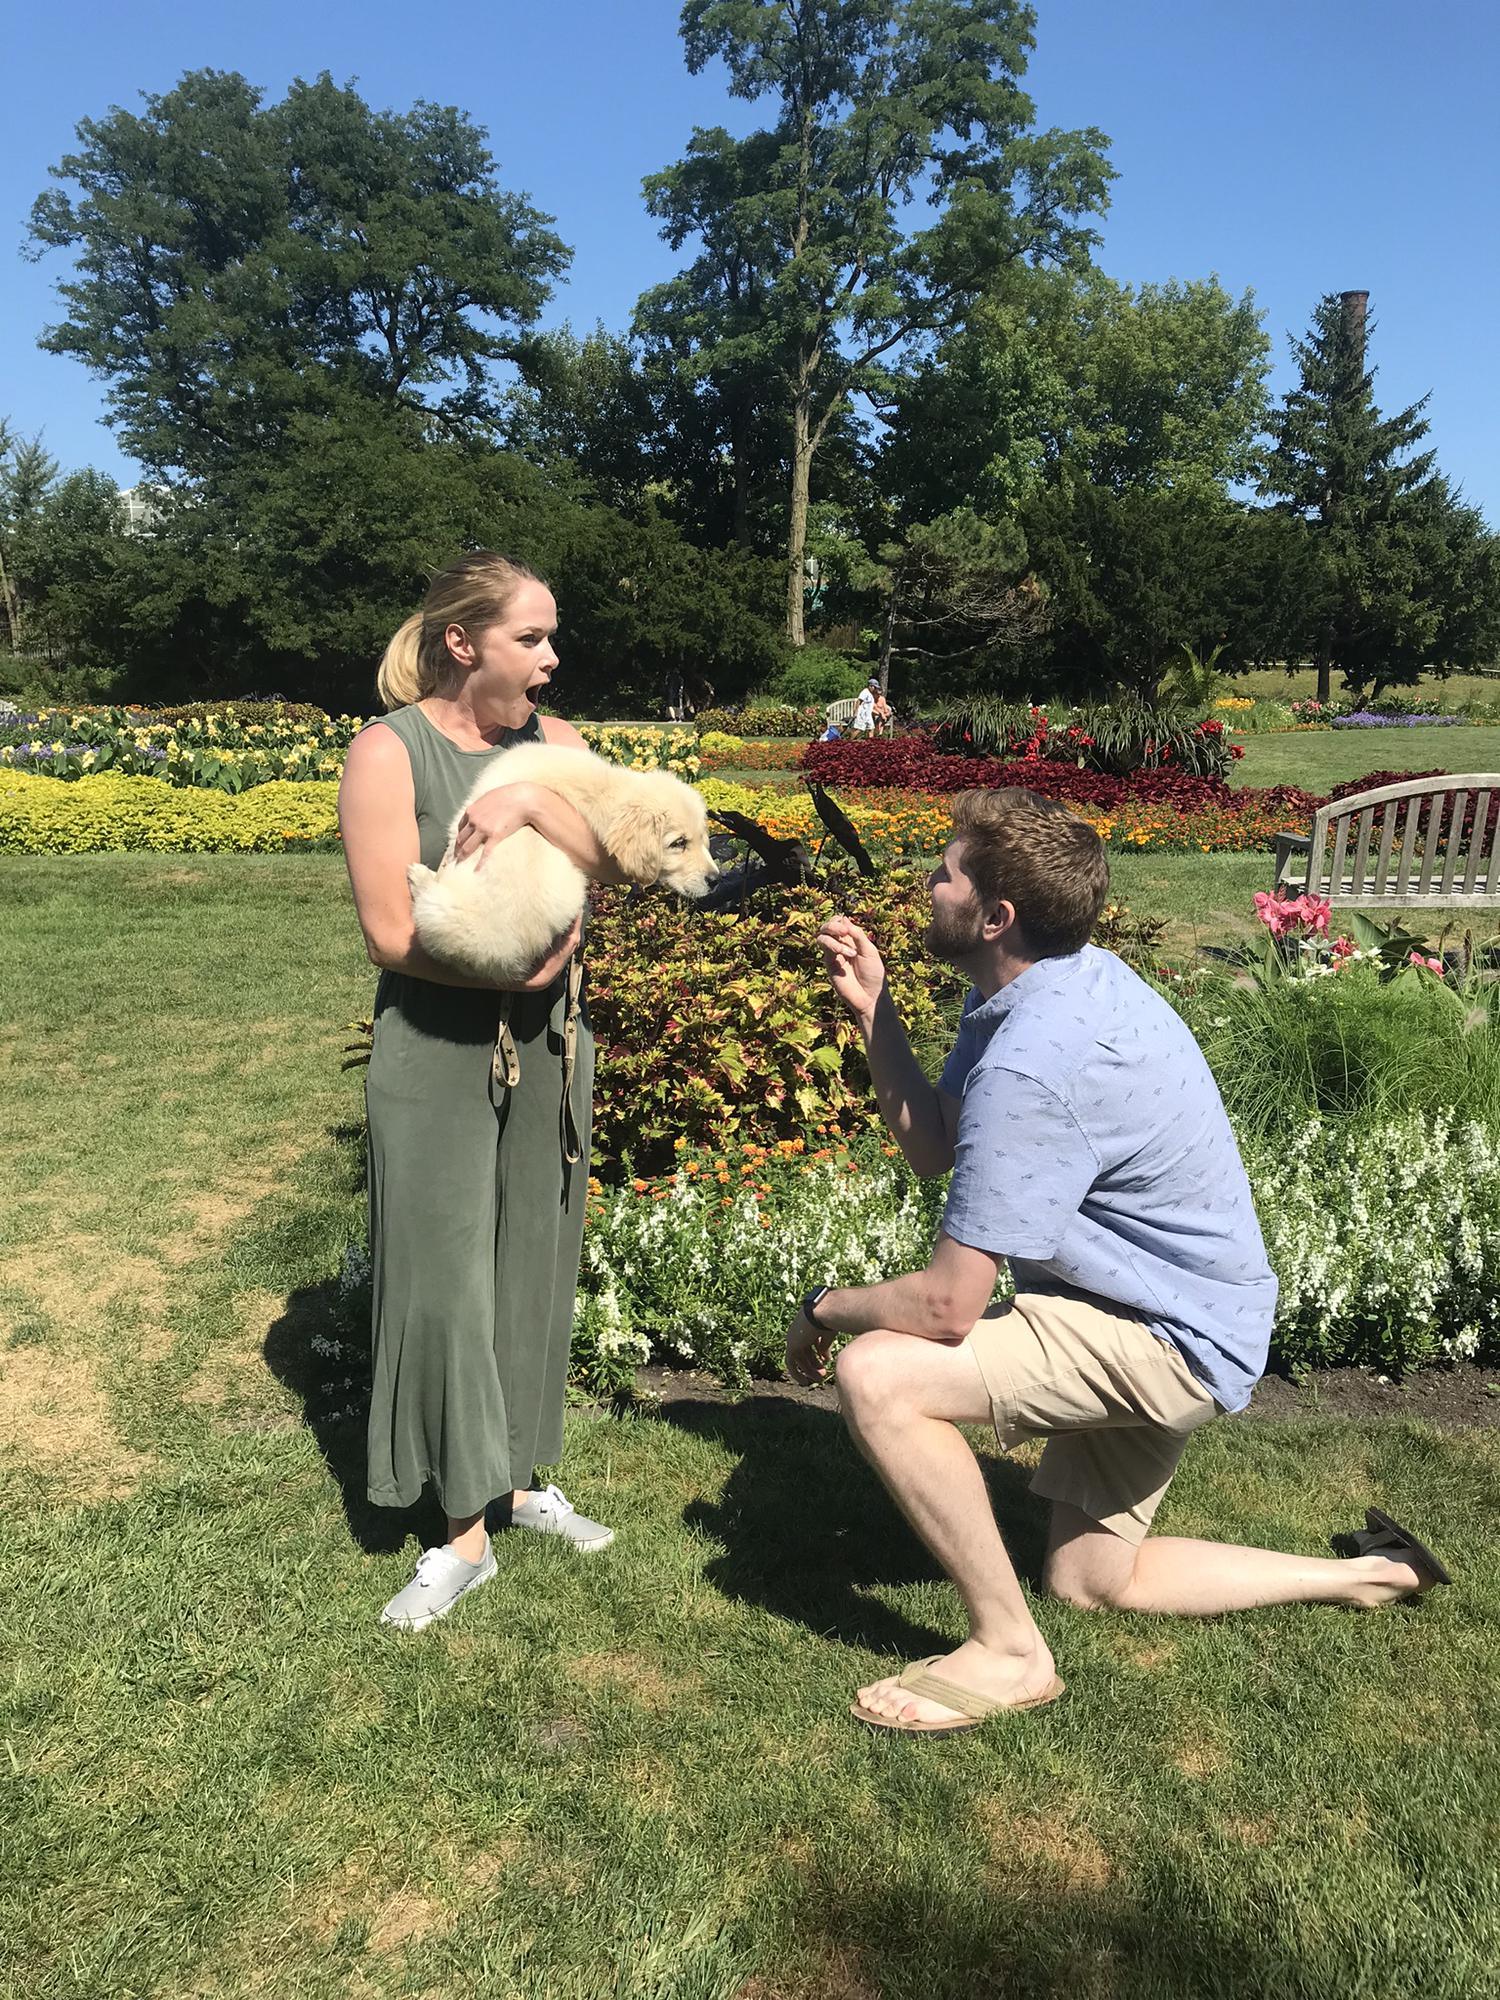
28, 69, 570, 479
642, 0, 1112, 645
884, 269, 1271, 521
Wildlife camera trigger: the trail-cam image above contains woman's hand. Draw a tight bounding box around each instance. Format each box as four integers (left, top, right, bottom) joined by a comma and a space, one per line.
452, 784, 539, 870
818, 916, 887, 1028
504, 912, 583, 992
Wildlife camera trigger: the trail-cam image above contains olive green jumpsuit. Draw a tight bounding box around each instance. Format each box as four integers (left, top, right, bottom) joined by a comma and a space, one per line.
363, 704, 593, 1517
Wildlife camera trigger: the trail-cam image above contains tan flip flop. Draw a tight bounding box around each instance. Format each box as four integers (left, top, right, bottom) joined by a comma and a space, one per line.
851, 1656, 1067, 1737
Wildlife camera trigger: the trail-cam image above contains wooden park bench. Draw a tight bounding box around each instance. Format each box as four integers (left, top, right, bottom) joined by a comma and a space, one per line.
824, 697, 861, 730
1273, 772, 1500, 909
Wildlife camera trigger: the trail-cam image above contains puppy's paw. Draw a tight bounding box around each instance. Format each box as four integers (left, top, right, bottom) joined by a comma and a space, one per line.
407, 862, 438, 899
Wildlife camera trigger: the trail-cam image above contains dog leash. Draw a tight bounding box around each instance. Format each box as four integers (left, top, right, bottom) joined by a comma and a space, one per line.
490, 956, 585, 1166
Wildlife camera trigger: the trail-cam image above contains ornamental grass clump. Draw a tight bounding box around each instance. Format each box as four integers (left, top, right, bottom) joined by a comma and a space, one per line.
1175, 894, 1500, 1139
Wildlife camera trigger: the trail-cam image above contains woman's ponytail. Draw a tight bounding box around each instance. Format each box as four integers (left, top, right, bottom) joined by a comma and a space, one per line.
376, 613, 427, 711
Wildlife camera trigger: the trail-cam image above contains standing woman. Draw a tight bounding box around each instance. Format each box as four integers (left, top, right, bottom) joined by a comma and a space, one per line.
339, 552, 621, 1630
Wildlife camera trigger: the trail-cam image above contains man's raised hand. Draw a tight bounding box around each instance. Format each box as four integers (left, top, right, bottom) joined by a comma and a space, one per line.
818, 916, 887, 1027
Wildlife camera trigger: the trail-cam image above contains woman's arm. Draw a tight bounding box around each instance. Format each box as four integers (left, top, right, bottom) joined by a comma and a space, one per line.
449, 715, 632, 885
337, 725, 579, 991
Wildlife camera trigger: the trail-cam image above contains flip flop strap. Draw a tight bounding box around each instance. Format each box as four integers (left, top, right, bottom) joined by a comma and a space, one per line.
896, 1659, 998, 1721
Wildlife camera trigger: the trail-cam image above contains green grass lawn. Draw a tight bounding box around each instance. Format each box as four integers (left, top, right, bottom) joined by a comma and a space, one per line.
4, 853, 1500, 1999
1229, 667, 1500, 712
1234, 723, 1500, 794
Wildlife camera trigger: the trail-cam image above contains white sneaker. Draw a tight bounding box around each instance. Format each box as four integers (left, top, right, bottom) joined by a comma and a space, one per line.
380, 1538, 497, 1631
508, 1484, 614, 1553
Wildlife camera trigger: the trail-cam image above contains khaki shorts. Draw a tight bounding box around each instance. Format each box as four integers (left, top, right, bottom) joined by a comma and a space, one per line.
966, 1291, 1220, 1545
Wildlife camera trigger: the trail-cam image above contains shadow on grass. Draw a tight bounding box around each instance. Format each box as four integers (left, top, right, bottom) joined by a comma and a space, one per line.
262, 1275, 438, 1557
767, 1868, 1332, 2000
657, 1394, 1050, 1660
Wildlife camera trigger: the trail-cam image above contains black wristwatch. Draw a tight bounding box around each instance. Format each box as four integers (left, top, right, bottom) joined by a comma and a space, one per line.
802, 1285, 833, 1330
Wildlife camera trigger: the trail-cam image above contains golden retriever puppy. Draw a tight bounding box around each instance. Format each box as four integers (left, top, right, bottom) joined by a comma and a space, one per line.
407, 744, 718, 982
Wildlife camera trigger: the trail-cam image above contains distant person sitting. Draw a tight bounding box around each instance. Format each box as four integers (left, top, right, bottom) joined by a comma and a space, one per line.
871, 685, 893, 736
852, 682, 877, 737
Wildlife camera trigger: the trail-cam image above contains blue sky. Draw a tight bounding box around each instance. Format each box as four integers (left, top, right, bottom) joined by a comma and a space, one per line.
6, 0, 1498, 522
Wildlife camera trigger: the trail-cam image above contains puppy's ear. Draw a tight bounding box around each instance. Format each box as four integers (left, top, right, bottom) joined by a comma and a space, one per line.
609, 805, 668, 884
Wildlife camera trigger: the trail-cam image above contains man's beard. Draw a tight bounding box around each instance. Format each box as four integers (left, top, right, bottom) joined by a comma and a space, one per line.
926, 893, 985, 964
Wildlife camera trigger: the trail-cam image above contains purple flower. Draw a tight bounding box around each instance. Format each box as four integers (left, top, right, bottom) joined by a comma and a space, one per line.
1331, 711, 1457, 728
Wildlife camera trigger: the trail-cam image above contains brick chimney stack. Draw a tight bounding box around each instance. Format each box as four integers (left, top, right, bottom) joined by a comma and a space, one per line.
1339, 288, 1370, 367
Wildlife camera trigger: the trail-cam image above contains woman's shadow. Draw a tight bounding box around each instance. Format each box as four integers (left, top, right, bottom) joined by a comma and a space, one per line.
657, 1390, 1050, 1661
261, 1273, 440, 1556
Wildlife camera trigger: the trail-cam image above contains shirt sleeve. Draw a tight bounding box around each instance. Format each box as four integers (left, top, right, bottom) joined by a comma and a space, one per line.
941, 1066, 1099, 1260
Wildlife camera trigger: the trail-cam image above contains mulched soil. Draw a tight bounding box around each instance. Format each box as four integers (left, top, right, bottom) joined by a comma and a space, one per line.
630, 1361, 1500, 1430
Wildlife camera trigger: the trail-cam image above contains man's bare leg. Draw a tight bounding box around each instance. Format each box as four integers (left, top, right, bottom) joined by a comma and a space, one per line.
834, 1330, 1058, 1727
1044, 1502, 1430, 1615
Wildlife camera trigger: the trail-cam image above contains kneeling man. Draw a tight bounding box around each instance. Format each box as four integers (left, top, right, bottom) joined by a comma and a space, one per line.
789, 788, 1448, 1736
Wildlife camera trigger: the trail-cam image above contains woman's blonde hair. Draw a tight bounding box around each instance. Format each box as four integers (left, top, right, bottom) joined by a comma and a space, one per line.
376, 552, 546, 710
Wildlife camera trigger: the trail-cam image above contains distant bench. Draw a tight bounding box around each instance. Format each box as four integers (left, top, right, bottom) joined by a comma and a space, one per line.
1274, 773, 1500, 909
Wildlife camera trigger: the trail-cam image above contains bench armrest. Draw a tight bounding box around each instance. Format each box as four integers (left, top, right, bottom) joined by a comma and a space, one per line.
1273, 832, 1311, 890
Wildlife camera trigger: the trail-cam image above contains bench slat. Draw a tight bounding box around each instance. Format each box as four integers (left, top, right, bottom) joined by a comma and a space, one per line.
1351, 807, 1375, 895
1439, 790, 1469, 895
1417, 793, 1447, 895
1464, 790, 1493, 894
1374, 800, 1397, 894
1329, 813, 1351, 899
1395, 797, 1420, 895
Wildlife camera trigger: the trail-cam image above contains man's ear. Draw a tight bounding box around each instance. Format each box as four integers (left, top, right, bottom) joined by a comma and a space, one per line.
609, 805, 667, 883
983, 897, 1019, 943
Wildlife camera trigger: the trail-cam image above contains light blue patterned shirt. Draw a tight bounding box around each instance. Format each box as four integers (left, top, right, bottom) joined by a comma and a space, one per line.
938, 945, 1276, 1412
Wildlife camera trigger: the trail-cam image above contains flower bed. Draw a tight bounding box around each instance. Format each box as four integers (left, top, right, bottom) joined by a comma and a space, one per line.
0, 771, 340, 853
697, 739, 802, 772
567, 1110, 1500, 1387
694, 705, 822, 738
1332, 711, 1458, 729
0, 704, 362, 791
0, 707, 703, 790
801, 736, 1266, 805
584, 875, 967, 1174
575, 725, 701, 776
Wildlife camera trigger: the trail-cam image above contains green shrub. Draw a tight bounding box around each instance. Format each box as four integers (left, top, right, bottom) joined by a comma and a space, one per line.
583, 872, 968, 1175
695, 704, 821, 738
766, 646, 866, 707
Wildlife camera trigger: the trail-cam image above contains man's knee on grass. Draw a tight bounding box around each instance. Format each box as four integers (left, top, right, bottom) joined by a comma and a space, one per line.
1043, 1509, 1140, 1611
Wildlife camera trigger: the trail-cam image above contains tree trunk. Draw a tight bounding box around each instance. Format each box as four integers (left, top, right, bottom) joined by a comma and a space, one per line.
785, 396, 812, 648
729, 403, 751, 552
877, 593, 896, 691
0, 544, 22, 653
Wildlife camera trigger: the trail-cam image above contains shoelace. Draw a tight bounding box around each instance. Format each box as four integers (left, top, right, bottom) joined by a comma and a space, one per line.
534, 1483, 575, 1519
412, 1548, 450, 1591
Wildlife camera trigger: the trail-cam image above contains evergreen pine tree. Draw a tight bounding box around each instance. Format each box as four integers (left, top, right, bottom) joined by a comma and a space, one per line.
1260, 292, 1497, 701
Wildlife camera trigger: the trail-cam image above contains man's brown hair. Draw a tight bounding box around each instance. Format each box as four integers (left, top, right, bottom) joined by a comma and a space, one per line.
949, 788, 1110, 959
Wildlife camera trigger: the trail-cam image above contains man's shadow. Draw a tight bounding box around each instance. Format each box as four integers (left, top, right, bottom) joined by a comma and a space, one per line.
658, 1392, 1050, 1661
